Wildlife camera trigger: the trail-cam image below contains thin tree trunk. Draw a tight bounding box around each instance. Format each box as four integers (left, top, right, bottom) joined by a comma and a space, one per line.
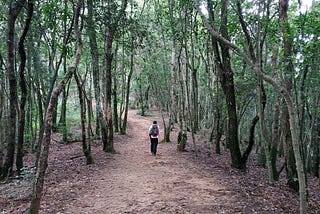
0, 86, 4, 174
167, 0, 179, 124
35, 87, 44, 151
3, 0, 27, 178
86, 94, 93, 160
237, 0, 274, 179
279, 0, 301, 193
87, 0, 108, 143
16, 1, 33, 173
270, 43, 281, 181
298, 65, 308, 164
58, 0, 69, 142
104, 27, 114, 152
28, 0, 83, 212
189, 13, 199, 132
241, 115, 259, 163
35, 11, 74, 166
103, 0, 127, 149
206, 3, 223, 153
119, 36, 126, 132
113, 42, 119, 133
121, 43, 134, 135
74, 72, 94, 164
177, 44, 188, 152
219, 0, 243, 169
311, 116, 319, 177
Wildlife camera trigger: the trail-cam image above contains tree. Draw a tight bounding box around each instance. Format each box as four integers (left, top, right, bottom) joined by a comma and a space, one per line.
0, 83, 4, 175
29, 0, 84, 212
279, 0, 299, 192
74, 71, 94, 164
194, 0, 308, 212
102, 0, 127, 152
206, 0, 256, 169
16, 0, 34, 174
2, 0, 27, 179
87, 0, 108, 144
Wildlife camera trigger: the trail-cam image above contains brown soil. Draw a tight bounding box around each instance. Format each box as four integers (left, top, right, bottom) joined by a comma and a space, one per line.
1, 109, 320, 213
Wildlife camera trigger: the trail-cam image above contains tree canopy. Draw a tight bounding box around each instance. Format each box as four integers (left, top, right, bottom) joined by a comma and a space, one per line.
0, 0, 319, 213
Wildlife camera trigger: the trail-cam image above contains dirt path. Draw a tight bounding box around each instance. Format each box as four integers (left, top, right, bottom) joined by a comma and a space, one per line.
37, 109, 318, 214
2, 109, 319, 213
59, 110, 235, 213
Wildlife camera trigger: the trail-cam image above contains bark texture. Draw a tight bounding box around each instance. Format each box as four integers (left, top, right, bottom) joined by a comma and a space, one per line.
3, 0, 27, 178
16, 1, 34, 173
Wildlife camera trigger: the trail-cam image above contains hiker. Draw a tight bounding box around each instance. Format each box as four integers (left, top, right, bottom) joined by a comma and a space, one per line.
149, 121, 160, 156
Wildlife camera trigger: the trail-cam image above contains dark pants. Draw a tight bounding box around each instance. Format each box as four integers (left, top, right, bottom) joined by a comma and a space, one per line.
150, 138, 158, 155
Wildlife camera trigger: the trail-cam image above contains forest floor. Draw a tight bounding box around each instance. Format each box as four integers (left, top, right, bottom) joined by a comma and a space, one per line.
1, 109, 320, 214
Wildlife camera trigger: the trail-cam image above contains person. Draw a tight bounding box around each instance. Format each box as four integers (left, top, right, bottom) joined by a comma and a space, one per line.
149, 121, 159, 156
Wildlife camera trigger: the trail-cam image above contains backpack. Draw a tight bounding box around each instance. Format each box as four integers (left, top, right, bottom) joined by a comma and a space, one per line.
150, 124, 159, 137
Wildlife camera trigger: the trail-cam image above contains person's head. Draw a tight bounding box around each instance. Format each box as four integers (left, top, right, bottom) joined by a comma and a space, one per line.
153, 121, 157, 124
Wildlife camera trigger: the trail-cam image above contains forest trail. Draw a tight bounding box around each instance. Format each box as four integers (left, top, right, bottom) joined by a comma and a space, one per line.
57, 110, 235, 213
2, 110, 320, 213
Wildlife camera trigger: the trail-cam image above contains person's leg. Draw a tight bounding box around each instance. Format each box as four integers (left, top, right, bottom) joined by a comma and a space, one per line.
151, 138, 156, 155
153, 138, 159, 155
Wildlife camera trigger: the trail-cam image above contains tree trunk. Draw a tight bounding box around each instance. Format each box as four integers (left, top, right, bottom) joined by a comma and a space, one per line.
311, 118, 319, 177
28, 0, 83, 212
58, 66, 67, 142
237, 0, 275, 180
298, 65, 308, 164
16, 1, 33, 173
218, 0, 243, 169
121, 42, 134, 135
74, 72, 94, 164
113, 77, 119, 130
189, 14, 199, 132
279, 0, 302, 194
167, 0, 179, 124
119, 37, 126, 132
164, 117, 171, 143
270, 42, 281, 181
0, 86, 4, 174
58, 0, 69, 142
35, 7, 74, 166
177, 43, 188, 152
87, 0, 108, 143
103, 27, 115, 153
103, 0, 127, 149
3, 0, 27, 179
113, 42, 119, 133
258, 78, 275, 182
241, 115, 259, 164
